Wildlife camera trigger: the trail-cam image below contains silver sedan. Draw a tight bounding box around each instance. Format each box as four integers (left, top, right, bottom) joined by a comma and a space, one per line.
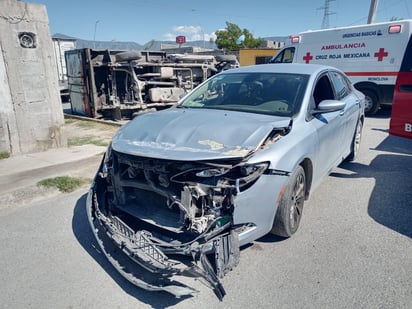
87, 63, 365, 300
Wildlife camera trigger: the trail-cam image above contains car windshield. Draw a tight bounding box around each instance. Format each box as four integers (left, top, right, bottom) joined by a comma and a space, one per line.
179, 72, 309, 117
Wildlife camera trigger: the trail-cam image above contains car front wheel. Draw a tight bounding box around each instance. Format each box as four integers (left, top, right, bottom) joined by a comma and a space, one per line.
271, 165, 306, 237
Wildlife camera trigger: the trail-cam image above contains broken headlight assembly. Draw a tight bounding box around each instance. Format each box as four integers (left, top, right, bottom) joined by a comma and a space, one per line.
172, 161, 270, 192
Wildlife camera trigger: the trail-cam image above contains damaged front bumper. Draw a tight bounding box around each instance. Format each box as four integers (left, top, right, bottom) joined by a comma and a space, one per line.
84, 145, 281, 300
86, 188, 241, 300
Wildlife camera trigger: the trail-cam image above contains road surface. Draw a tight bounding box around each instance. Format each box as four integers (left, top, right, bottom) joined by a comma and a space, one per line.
1, 109, 411, 309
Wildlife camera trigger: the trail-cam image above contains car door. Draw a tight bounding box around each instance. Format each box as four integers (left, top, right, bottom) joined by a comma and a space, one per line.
308, 72, 346, 182
328, 70, 361, 157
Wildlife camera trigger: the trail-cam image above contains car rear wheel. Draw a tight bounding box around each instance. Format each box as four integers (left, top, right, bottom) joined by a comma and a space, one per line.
271, 165, 306, 237
346, 120, 363, 161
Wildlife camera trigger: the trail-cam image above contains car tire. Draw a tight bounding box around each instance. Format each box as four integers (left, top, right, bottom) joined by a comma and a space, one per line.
115, 51, 142, 62
346, 120, 363, 161
362, 89, 379, 115
271, 165, 306, 237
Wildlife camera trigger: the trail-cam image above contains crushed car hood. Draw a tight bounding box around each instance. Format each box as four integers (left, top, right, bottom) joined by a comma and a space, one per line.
112, 108, 291, 160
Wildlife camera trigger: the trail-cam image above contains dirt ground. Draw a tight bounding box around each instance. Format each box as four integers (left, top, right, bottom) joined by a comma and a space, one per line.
64, 116, 124, 145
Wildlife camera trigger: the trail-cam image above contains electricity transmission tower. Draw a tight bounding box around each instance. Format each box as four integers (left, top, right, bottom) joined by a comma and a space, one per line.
319, 0, 336, 29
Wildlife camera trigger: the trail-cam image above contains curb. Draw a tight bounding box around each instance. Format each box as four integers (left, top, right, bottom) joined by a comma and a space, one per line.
0, 145, 106, 211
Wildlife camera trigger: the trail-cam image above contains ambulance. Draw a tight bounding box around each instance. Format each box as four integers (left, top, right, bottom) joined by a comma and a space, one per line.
270, 20, 412, 115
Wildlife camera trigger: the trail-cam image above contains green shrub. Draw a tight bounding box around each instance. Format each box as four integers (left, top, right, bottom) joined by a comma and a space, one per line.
37, 176, 91, 193
0, 152, 10, 160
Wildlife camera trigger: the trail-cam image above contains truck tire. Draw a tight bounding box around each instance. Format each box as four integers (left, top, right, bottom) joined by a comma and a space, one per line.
112, 107, 122, 121
361, 89, 380, 115
115, 51, 142, 62
215, 55, 238, 62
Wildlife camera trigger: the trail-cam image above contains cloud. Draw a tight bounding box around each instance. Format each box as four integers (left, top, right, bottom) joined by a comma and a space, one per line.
163, 25, 217, 42
163, 32, 176, 41
172, 25, 201, 35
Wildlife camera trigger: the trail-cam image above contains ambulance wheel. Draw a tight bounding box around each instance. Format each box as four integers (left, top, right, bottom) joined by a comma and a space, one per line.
362, 89, 379, 115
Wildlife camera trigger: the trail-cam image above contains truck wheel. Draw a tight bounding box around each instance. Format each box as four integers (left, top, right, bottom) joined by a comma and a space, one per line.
215, 55, 238, 62
271, 165, 306, 237
362, 89, 379, 115
112, 107, 122, 120
115, 51, 142, 62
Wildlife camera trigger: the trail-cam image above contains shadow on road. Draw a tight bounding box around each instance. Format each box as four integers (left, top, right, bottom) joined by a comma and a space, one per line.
368, 105, 392, 119
72, 194, 189, 308
332, 134, 412, 238
255, 233, 287, 243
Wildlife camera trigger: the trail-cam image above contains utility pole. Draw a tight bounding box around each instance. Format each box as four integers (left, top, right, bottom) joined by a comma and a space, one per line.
367, 0, 379, 24
93, 20, 100, 49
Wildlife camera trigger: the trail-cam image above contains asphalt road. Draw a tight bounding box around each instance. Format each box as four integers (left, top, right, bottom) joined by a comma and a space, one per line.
1, 108, 411, 309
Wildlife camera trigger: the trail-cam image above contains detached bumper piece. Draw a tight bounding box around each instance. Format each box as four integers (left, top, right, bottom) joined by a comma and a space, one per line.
87, 190, 240, 300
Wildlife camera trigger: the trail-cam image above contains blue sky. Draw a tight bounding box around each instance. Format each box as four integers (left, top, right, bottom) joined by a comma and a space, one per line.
29, 0, 411, 44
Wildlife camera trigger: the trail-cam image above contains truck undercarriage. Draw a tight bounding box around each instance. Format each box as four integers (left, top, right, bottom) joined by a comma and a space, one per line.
66, 49, 239, 120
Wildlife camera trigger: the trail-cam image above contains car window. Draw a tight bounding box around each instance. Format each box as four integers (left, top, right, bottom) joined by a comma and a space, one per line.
180, 72, 309, 117
329, 71, 351, 100
313, 74, 335, 106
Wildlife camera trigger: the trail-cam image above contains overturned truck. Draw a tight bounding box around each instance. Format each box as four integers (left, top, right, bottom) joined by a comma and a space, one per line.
65, 49, 238, 119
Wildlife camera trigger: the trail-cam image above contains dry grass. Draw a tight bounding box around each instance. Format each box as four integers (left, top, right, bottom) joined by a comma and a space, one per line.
64, 116, 121, 147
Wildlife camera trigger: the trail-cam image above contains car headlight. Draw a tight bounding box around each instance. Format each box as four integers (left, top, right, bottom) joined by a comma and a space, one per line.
239, 162, 269, 177
194, 162, 269, 179
99, 143, 113, 178
171, 162, 269, 191
196, 167, 231, 177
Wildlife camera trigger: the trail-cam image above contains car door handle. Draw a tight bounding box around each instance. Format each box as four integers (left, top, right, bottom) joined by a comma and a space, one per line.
339, 110, 345, 116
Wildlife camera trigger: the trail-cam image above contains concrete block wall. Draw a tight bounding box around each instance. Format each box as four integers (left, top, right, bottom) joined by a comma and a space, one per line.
0, 0, 66, 155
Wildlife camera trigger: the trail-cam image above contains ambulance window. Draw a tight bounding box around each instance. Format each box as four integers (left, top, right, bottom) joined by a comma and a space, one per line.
329, 71, 350, 99
272, 47, 295, 63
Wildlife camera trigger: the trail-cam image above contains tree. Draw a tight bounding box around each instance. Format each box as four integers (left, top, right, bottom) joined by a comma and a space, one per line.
215, 22, 264, 51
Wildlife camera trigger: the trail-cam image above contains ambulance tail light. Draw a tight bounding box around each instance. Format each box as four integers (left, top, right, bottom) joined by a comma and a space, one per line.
290, 35, 300, 43
388, 24, 402, 34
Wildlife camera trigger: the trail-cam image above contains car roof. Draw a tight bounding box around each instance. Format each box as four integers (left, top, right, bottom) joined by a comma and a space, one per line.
224, 63, 336, 75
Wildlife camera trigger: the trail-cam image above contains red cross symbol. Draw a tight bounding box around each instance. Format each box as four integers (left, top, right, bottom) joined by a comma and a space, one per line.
303, 52, 313, 64
374, 48, 388, 61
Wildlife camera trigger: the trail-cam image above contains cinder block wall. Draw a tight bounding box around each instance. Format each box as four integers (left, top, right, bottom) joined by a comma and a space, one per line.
0, 0, 66, 155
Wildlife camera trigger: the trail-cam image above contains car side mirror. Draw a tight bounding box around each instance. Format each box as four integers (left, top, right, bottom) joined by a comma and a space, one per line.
312, 100, 346, 115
